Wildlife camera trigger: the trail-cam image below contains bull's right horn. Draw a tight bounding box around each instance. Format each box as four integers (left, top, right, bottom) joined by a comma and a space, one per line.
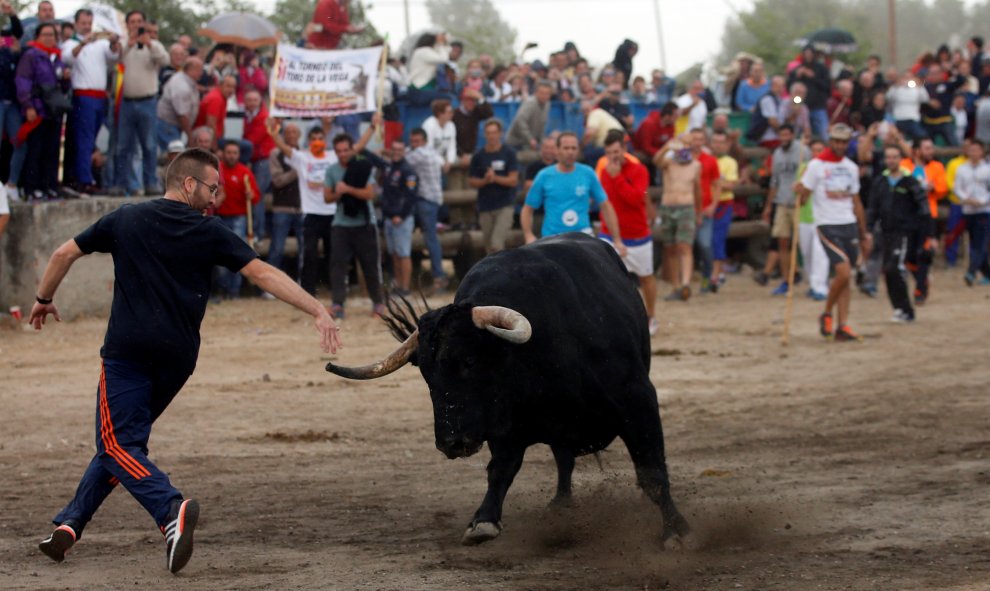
472, 306, 532, 344
325, 331, 419, 379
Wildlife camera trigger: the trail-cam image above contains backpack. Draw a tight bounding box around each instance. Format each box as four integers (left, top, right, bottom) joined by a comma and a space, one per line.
745, 92, 780, 142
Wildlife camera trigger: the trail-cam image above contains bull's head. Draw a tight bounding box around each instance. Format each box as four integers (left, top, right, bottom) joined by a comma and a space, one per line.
326, 298, 532, 459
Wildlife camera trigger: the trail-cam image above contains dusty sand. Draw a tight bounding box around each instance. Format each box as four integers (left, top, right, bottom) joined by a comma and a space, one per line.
1, 266, 988, 590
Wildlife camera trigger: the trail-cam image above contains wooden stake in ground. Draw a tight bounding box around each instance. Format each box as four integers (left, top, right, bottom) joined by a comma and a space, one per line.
781, 202, 803, 345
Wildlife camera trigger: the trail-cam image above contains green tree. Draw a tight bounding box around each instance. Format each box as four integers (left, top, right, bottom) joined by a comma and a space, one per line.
424, 0, 518, 65
717, 0, 986, 74
103, 0, 216, 46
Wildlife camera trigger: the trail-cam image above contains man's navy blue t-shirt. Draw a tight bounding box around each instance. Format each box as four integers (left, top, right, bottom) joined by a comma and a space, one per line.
469, 144, 518, 212
74, 199, 258, 374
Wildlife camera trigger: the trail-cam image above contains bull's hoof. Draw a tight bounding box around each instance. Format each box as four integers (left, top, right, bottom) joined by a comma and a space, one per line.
461, 521, 502, 545
548, 495, 573, 509
662, 531, 698, 552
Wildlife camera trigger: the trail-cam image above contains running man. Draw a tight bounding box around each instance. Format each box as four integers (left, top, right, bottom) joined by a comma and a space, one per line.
30, 149, 340, 574
796, 124, 872, 341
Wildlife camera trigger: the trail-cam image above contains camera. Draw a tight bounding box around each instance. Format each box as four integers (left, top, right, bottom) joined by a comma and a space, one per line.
137, 26, 145, 49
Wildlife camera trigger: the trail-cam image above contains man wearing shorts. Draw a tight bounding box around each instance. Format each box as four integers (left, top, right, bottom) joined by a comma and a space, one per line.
762, 124, 810, 295
521, 132, 626, 259
597, 130, 658, 334
654, 137, 701, 301
30, 149, 340, 574
797, 123, 872, 341
364, 135, 419, 295
709, 130, 739, 293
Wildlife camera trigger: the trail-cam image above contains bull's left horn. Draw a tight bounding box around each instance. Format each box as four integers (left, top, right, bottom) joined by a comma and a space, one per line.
471, 306, 532, 344
325, 331, 419, 379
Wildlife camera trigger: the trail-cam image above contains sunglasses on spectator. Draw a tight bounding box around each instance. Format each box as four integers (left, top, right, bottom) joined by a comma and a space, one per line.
189, 176, 219, 196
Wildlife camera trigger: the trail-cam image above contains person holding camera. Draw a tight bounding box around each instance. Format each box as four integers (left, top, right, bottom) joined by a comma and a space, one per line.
111, 10, 168, 196
15, 22, 70, 200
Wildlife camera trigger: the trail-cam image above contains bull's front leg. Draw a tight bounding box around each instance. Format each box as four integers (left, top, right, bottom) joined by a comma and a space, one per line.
462, 443, 526, 545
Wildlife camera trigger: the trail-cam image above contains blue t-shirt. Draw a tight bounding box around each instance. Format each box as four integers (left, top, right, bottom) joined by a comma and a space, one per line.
524, 163, 608, 237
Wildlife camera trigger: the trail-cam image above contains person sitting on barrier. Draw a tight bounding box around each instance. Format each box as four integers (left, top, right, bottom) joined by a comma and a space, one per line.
453, 87, 493, 167
422, 98, 457, 172
507, 80, 552, 151
469, 118, 519, 254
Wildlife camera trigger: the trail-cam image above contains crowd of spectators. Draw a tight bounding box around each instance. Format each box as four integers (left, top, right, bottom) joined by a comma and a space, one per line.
1, 0, 988, 318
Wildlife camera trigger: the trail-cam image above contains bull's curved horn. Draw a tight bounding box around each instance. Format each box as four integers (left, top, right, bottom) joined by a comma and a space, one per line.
471, 306, 532, 344
325, 331, 419, 379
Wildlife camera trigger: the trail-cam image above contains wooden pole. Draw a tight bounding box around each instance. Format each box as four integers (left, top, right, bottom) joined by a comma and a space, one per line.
244, 175, 254, 245
782, 143, 811, 346
780, 202, 802, 346
375, 43, 388, 142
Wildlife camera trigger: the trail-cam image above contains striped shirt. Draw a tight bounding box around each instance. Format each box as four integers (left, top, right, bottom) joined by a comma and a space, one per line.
405, 145, 444, 204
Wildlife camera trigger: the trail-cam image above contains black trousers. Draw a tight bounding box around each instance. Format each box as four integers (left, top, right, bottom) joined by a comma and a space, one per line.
882, 230, 918, 315
22, 116, 61, 195
330, 224, 383, 307
301, 214, 333, 295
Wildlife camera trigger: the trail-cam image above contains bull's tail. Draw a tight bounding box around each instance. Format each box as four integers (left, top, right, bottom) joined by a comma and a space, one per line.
383, 291, 422, 343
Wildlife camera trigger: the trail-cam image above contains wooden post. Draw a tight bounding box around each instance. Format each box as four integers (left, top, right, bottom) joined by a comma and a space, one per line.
780, 202, 802, 346
375, 43, 388, 142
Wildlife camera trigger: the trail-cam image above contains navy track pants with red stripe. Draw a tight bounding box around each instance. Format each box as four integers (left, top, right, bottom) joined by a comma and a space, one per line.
53, 358, 190, 536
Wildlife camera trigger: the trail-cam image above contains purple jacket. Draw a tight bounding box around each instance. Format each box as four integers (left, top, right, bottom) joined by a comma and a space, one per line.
16, 45, 68, 118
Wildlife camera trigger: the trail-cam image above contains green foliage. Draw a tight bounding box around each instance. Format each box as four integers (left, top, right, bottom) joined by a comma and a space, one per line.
718, 0, 990, 74
101, 0, 216, 46
424, 0, 518, 65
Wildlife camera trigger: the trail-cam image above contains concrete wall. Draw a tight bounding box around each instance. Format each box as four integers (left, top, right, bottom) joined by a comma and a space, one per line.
0, 198, 153, 320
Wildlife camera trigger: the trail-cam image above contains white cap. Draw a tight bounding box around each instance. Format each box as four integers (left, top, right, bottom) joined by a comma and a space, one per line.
167, 140, 186, 153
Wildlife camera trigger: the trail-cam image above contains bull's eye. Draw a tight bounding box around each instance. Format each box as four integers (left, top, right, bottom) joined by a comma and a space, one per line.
461, 356, 477, 371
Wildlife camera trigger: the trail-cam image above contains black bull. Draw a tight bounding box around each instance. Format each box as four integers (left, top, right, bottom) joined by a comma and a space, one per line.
326, 233, 691, 546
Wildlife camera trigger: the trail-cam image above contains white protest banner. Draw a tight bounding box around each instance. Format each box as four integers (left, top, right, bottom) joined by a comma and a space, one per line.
88, 4, 125, 38
270, 45, 383, 118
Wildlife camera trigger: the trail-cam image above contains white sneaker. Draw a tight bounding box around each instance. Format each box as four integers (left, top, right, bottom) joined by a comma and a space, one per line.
260, 291, 276, 300
890, 309, 915, 323
5, 184, 19, 202
648, 317, 660, 336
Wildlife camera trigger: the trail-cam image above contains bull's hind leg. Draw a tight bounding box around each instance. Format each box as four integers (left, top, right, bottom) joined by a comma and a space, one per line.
549, 445, 575, 507
462, 443, 525, 546
617, 381, 692, 548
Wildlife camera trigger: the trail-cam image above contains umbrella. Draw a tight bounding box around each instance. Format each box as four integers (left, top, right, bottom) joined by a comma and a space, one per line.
198, 12, 280, 49
796, 28, 858, 54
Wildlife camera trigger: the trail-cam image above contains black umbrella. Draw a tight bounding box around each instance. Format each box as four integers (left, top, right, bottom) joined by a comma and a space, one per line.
797, 28, 857, 54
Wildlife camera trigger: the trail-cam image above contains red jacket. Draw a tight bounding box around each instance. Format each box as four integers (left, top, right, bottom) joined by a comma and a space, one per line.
598, 157, 651, 240
195, 87, 227, 140
243, 105, 276, 162
632, 111, 675, 158
236, 65, 269, 104
308, 0, 350, 49
217, 162, 260, 217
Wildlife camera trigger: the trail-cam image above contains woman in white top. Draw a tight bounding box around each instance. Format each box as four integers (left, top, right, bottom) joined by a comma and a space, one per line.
421, 98, 457, 170
408, 33, 450, 90
886, 72, 930, 140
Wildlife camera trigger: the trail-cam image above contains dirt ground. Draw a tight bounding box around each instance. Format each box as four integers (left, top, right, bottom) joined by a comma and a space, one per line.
1, 266, 988, 590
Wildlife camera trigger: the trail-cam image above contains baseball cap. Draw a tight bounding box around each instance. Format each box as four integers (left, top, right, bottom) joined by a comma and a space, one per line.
167, 140, 186, 153
830, 123, 853, 141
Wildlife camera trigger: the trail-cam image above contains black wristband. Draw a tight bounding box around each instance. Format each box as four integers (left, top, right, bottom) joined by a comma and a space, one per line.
36, 296, 53, 305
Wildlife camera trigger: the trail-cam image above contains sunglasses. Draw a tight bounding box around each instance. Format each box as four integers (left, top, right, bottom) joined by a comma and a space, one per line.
189, 176, 219, 196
